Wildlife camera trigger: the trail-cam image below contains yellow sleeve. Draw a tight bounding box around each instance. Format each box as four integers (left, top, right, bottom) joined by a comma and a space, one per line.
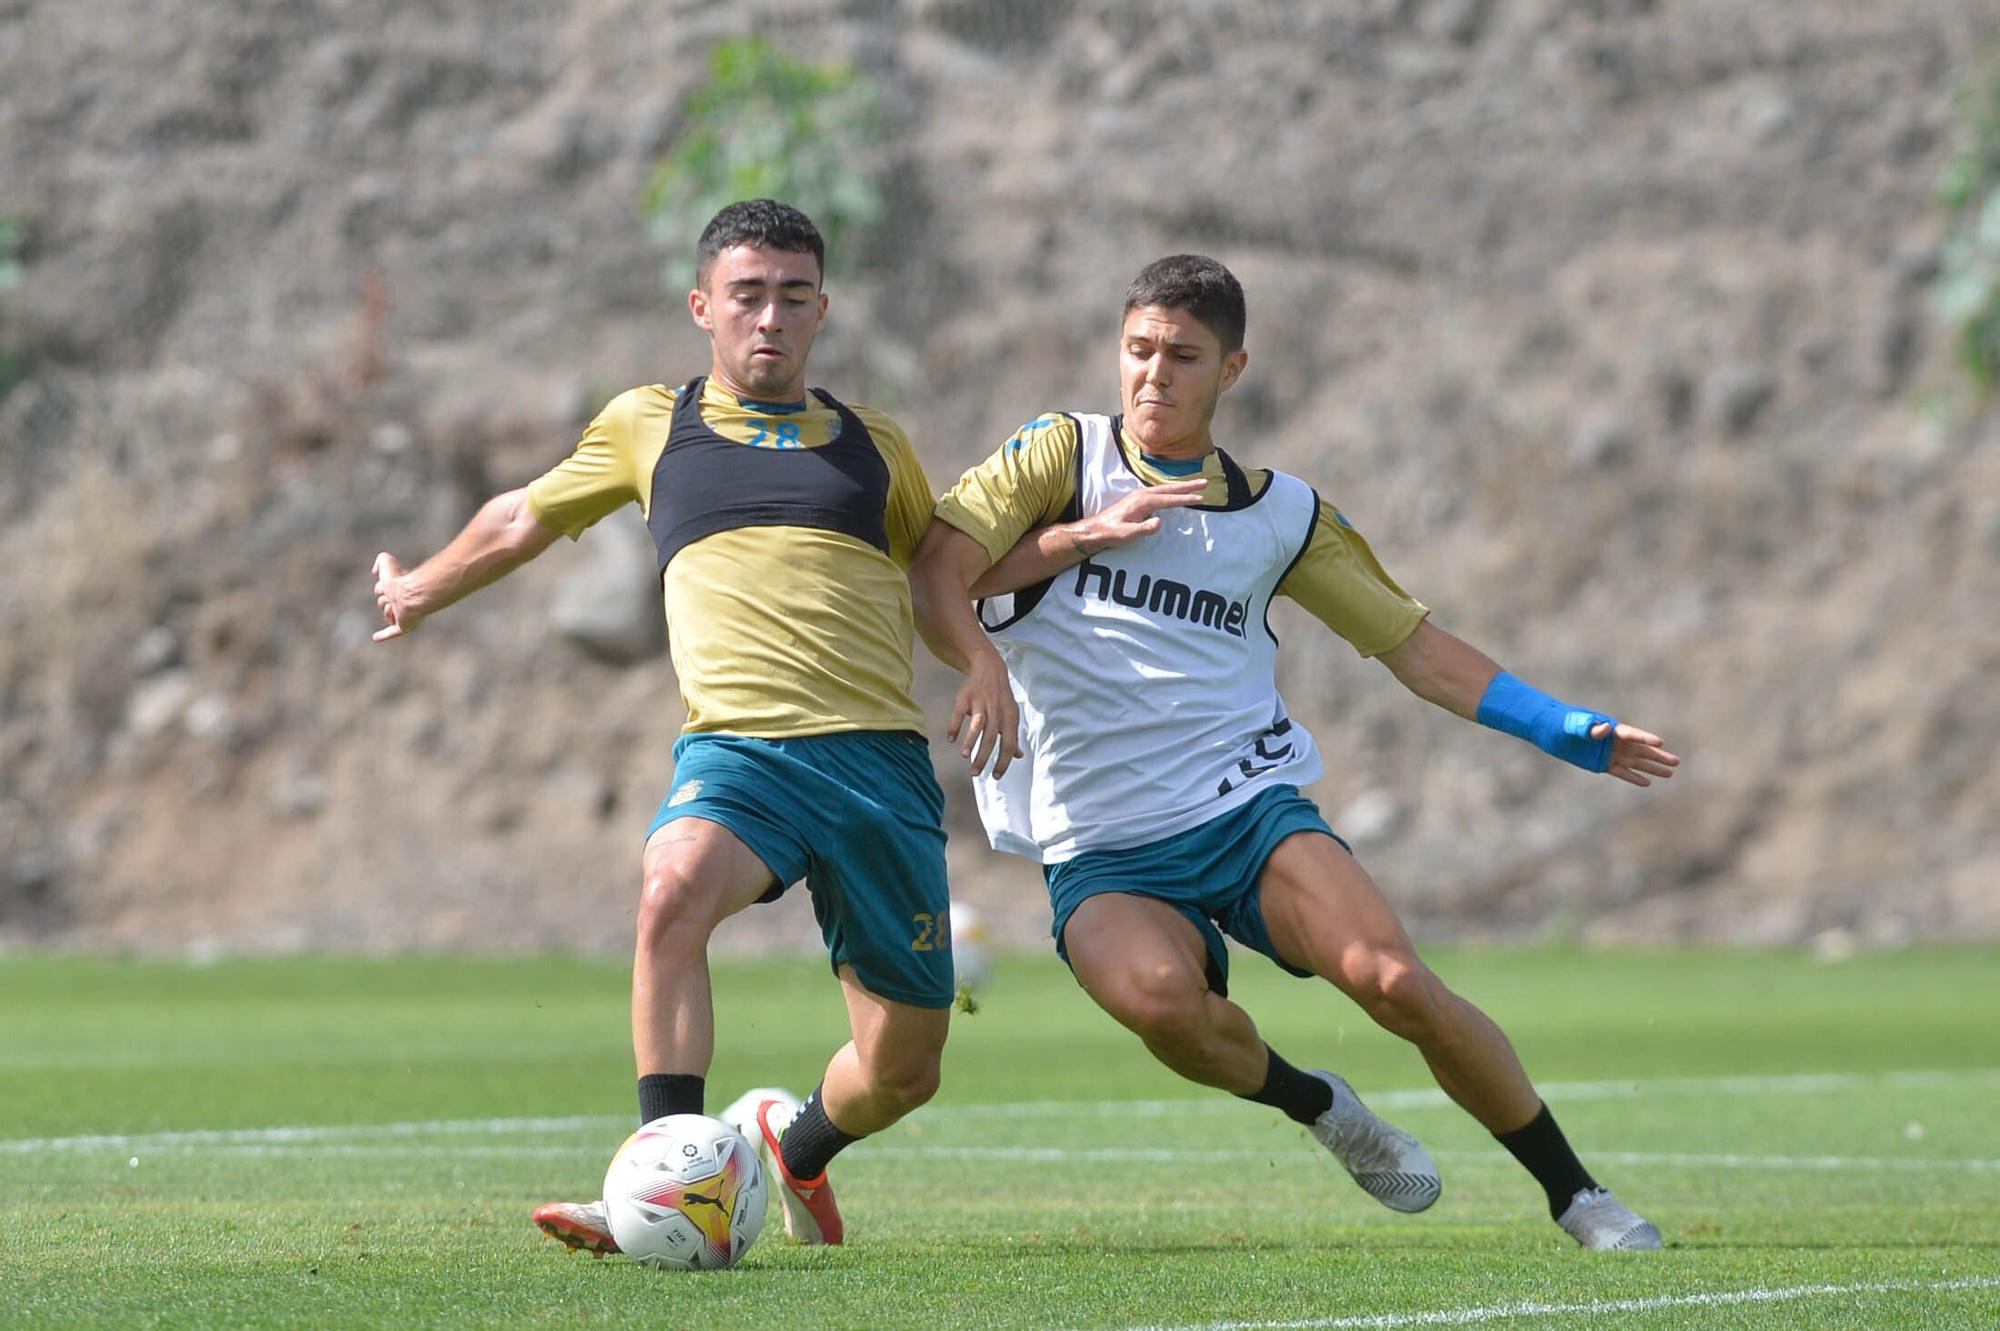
854, 407, 934, 569
1278, 500, 1430, 657
525, 389, 649, 539
933, 413, 1082, 565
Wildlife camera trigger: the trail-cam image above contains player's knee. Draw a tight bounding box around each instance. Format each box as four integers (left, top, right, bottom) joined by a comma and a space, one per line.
1352, 951, 1445, 1039
866, 1048, 942, 1114
634, 864, 714, 955
894, 1058, 942, 1111
1108, 962, 1209, 1046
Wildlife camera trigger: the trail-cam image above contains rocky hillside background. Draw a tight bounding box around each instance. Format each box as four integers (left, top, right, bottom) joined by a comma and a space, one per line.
1, 0, 1995, 956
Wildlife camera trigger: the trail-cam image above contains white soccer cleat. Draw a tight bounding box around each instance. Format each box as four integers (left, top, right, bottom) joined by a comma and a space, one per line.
1308, 1070, 1442, 1214
721, 1086, 800, 1172
1557, 1187, 1663, 1250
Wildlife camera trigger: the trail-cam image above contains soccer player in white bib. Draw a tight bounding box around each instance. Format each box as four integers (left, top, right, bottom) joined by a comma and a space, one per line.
911, 255, 1679, 1250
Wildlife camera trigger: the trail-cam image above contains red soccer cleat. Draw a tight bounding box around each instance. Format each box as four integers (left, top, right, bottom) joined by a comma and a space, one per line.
755, 1098, 845, 1245
533, 1199, 620, 1257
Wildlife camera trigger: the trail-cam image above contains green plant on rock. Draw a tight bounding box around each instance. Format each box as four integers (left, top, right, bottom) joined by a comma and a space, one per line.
1936, 59, 2000, 398
642, 37, 886, 287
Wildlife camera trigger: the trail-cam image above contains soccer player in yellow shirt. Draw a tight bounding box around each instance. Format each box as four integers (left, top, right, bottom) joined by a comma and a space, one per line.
370, 200, 951, 1252
912, 254, 1680, 1249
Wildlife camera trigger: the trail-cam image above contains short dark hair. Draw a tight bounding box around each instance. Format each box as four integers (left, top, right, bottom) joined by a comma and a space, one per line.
1122, 254, 1246, 353
694, 199, 827, 288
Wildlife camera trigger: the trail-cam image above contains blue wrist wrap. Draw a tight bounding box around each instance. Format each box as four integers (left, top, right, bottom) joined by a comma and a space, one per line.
1476, 672, 1617, 773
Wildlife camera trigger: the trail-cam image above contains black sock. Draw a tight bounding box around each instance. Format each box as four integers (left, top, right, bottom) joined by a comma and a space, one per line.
1237, 1046, 1335, 1126
1494, 1102, 1599, 1220
637, 1073, 705, 1125
777, 1085, 859, 1181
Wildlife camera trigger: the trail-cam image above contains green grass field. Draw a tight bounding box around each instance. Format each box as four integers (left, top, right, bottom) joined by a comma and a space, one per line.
4, 947, 1996, 1329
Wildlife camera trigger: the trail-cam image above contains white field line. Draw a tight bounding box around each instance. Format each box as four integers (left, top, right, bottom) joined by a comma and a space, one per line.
932, 1067, 2000, 1120
106, 1144, 605, 1160
860, 1145, 2000, 1175
0, 1115, 615, 1155
1549, 1148, 2000, 1175
4, 1066, 1996, 1158
1111, 1276, 2000, 1331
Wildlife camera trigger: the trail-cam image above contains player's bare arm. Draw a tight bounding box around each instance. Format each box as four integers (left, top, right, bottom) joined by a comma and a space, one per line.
966, 478, 1209, 599
371, 486, 561, 641
1377, 620, 1681, 788
909, 520, 1023, 777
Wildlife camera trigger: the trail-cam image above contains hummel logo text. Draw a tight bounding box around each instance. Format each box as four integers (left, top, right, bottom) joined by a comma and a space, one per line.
1072, 556, 1248, 638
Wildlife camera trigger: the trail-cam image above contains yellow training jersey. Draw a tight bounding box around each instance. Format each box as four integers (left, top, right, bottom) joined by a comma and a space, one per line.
935, 412, 1428, 657
526, 379, 934, 737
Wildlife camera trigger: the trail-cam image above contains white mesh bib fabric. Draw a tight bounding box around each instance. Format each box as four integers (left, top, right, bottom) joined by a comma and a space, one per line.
973, 414, 1323, 863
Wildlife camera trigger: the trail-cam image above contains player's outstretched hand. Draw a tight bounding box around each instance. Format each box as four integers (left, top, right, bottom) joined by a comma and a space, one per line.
1589, 722, 1680, 788
371, 552, 420, 642
949, 649, 1024, 778
1074, 478, 1208, 554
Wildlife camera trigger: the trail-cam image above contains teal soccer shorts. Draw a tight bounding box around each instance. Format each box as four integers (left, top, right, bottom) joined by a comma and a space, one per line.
1044, 784, 1348, 995
648, 729, 954, 1009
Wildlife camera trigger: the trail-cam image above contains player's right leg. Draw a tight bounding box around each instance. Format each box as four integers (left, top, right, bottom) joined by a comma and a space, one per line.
1063, 892, 1268, 1091
535, 816, 778, 1257
629, 816, 782, 1086
1063, 892, 1437, 1212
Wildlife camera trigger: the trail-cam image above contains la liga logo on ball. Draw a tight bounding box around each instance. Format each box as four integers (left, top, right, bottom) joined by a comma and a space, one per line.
604, 1115, 768, 1270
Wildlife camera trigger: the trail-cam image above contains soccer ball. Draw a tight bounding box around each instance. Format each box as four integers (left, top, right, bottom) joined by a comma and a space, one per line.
949, 899, 994, 991
602, 1114, 768, 1271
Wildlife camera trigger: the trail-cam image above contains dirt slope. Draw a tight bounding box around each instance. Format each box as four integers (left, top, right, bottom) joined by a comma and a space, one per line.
1, 0, 1994, 953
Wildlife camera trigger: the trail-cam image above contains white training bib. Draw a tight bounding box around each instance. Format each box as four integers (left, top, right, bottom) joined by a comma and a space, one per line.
973, 414, 1323, 862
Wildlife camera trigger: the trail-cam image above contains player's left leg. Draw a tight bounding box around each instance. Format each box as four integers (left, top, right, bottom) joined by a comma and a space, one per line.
752, 968, 950, 1246
742, 730, 957, 1245
1258, 831, 1539, 1129
821, 964, 951, 1134
1256, 830, 1660, 1248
